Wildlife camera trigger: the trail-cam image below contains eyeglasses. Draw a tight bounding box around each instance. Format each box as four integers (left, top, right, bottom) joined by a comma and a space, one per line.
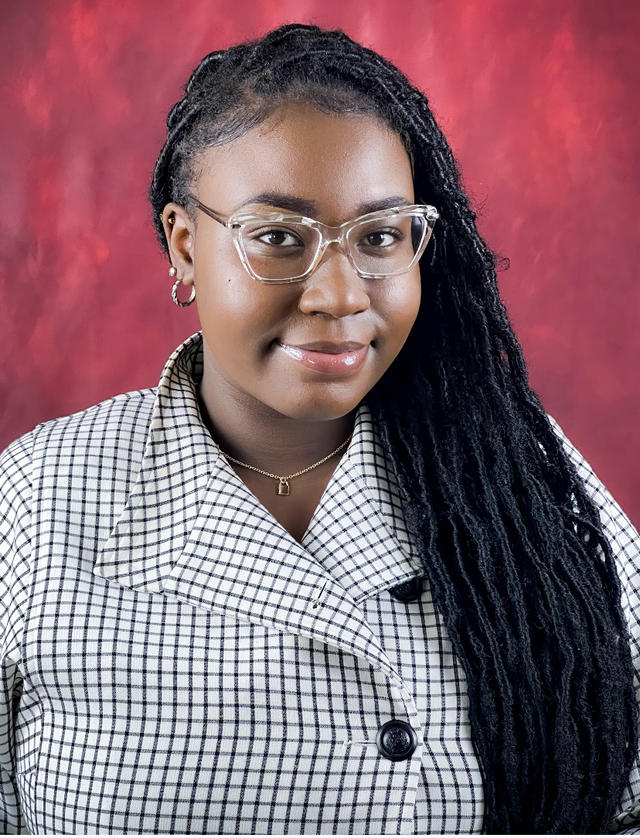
189, 196, 439, 283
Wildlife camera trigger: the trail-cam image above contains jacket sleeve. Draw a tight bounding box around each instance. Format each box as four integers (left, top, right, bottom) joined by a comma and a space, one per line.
546, 415, 640, 833
0, 431, 35, 834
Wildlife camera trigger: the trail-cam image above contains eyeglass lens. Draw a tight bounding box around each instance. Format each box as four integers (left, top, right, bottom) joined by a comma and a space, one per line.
239, 210, 431, 281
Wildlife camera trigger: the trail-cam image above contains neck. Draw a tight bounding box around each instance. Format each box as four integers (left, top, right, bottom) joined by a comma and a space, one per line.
196, 365, 357, 478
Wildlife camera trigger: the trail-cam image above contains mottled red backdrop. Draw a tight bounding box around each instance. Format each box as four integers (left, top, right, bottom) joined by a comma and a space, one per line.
1, 0, 638, 525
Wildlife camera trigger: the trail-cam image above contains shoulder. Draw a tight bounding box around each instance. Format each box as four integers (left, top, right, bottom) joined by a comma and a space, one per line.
546, 410, 640, 615
544, 411, 638, 538
544, 412, 600, 485
29, 385, 157, 452
544, 412, 636, 535
0, 388, 157, 643
1, 386, 157, 495
3, 386, 157, 454
0, 431, 36, 662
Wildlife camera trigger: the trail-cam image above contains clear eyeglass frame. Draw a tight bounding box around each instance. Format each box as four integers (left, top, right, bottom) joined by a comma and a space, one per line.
189, 196, 440, 284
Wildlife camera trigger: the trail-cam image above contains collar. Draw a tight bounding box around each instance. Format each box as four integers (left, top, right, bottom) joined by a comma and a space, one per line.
93, 332, 424, 682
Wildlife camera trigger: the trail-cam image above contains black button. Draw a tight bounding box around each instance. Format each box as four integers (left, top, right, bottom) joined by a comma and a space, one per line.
389, 575, 425, 602
376, 720, 419, 761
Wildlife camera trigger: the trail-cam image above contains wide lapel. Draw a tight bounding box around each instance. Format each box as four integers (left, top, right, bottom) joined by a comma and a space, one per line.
92, 333, 411, 685
161, 468, 402, 683
94, 331, 222, 591
300, 401, 425, 602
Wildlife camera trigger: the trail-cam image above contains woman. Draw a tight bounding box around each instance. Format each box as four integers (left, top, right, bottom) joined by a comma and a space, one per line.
1, 22, 639, 835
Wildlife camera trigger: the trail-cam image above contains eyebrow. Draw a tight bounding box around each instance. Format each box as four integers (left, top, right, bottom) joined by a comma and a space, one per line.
231, 191, 413, 216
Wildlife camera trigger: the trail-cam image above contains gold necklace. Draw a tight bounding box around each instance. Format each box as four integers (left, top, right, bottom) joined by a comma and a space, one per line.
219, 432, 352, 496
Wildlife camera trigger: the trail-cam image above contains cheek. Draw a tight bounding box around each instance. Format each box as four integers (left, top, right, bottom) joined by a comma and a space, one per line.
378, 271, 422, 346
195, 269, 293, 355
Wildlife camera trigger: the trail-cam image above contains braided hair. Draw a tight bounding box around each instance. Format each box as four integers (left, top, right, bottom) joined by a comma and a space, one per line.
149, 23, 637, 833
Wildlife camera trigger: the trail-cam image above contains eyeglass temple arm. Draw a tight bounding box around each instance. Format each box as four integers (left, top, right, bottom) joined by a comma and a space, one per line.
159, 199, 228, 227
192, 198, 228, 227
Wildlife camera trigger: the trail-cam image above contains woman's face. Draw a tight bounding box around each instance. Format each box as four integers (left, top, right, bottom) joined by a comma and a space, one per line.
167, 102, 421, 424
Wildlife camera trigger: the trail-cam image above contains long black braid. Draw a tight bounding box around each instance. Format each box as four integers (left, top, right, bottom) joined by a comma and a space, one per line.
148, 23, 637, 833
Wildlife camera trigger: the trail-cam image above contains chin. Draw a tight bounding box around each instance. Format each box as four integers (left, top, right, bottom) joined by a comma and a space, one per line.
262, 390, 363, 423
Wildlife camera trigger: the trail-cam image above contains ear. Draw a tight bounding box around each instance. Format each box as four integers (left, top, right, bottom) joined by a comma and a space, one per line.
161, 202, 195, 287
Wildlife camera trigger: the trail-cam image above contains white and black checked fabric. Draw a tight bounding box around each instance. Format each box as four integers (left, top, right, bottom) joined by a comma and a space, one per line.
1, 330, 640, 834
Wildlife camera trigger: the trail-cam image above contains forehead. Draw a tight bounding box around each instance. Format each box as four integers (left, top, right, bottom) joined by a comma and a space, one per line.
193, 102, 415, 224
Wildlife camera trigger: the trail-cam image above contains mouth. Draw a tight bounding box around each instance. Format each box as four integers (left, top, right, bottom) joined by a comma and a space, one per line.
276, 341, 370, 375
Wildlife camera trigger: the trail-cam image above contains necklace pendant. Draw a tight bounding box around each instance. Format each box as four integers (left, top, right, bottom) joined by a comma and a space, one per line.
277, 478, 291, 496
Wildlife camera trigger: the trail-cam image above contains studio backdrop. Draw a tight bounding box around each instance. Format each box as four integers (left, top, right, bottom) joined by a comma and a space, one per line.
1, 0, 638, 525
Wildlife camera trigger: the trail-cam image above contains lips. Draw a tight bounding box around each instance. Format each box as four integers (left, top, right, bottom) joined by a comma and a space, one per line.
289, 341, 366, 354
276, 341, 370, 375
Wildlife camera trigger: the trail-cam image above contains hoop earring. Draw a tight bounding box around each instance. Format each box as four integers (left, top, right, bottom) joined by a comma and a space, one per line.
171, 277, 196, 307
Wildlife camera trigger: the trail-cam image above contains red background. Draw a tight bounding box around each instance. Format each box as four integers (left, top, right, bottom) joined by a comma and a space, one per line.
1, 0, 638, 526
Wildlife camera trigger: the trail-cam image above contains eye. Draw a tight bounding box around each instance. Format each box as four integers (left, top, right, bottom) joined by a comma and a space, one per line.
251, 227, 305, 248
360, 228, 403, 249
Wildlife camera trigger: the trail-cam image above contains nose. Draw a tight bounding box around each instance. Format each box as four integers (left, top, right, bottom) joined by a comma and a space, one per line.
297, 243, 370, 317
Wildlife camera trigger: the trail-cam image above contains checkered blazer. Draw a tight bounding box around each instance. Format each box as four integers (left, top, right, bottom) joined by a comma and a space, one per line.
2, 330, 640, 834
